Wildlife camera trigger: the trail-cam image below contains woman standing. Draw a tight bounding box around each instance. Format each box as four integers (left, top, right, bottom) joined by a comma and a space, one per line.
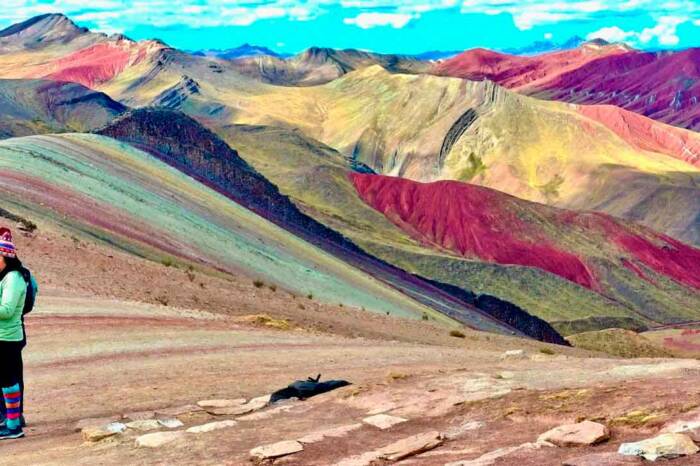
0, 227, 26, 439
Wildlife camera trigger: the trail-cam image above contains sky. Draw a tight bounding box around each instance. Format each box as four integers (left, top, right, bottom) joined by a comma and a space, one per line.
2, 1, 700, 54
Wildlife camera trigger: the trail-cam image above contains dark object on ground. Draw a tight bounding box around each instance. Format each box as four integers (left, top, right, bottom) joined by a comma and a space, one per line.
270, 375, 350, 403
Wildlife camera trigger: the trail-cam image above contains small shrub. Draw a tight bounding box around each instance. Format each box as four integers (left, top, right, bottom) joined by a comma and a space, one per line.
161, 258, 173, 267
539, 347, 556, 355
307, 293, 313, 300
450, 329, 466, 338
268, 284, 277, 292
422, 313, 429, 321
154, 295, 169, 306
253, 280, 265, 288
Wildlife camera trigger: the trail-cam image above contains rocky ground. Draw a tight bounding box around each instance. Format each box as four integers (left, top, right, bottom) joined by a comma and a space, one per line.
1, 226, 698, 465
1, 295, 698, 465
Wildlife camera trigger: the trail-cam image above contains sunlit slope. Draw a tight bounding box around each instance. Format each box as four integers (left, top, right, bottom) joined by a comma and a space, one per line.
0, 133, 446, 320
218, 125, 694, 335
203, 67, 700, 245
351, 173, 700, 329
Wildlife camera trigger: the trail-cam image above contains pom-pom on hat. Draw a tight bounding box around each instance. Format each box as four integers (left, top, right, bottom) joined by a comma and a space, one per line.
0, 228, 16, 258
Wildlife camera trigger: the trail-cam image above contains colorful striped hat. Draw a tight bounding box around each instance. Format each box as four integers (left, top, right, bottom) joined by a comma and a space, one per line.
0, 228, 16, 258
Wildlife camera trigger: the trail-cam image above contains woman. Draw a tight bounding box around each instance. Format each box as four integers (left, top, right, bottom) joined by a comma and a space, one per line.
0, 227, 26, 439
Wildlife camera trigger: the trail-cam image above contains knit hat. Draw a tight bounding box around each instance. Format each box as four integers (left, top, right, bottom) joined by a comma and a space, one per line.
0, 228, 16, 258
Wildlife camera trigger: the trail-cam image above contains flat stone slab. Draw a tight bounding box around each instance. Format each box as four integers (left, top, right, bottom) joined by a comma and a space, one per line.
250, 440, 303, 460
196, 398, 247, 408
362, 414, 407, 430
155, 404, 203, 417
158, 418, 184, 429
123, 410, 156, 421
537, 421, 610, 447
618, 433, 699, 461
206, 395, 270, 416
186, 420, 237, 434
126, 419, 162, 432
126, 418, 183, 431
334, 431, 444, 465
81, 422, 127, 442
378, 430, 444, 461
298, 423, 363, 444
74, 417, 116, 432
135, 431, 186, 448
563, 452, 643, 465
445, 441, 553, 466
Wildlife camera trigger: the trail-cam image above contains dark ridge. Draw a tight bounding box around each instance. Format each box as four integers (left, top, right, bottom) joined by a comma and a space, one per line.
96, 108, 567, 344
417, 275, 569, 345
152, 76, 200, 109
439, 108, 477, 164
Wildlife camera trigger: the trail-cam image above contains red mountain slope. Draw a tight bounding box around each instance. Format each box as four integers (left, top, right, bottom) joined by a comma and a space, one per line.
26, 41, 163, 89
349, 173, 700, 293
433, 43, 631, 90
578, 105, 700, 168
435, 44, 700, 131
532, 48, 700, 130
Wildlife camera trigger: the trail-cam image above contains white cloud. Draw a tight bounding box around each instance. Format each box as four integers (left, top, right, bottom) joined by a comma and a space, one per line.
638, 15, 686, 45
344, 12, 415, 29
460, 0, 700, 31
586, 25, 635, 42
587, 15, 687, 46
0, 0, 698, 49
543, 32, 553, 39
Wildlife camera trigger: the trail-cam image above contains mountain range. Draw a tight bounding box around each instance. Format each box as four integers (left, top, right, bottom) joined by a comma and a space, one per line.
0, 13, 698, 343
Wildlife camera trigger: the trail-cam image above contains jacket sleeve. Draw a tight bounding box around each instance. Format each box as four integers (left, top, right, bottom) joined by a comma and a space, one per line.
0, 272, 25, 320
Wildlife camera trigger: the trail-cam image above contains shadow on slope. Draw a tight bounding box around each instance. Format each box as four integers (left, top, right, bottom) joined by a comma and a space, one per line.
95, 108, 566, 344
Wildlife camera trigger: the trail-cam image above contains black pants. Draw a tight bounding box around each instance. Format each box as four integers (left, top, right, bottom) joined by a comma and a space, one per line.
0, 340, 23, 418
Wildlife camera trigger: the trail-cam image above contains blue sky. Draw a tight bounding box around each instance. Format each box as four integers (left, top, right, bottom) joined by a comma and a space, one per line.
2, 1, 700, 54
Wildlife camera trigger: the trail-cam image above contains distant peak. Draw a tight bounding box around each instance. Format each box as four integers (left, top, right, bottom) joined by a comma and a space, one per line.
0, 12, 87, 40
583, 38, 611, 47
302, 46, 335, 58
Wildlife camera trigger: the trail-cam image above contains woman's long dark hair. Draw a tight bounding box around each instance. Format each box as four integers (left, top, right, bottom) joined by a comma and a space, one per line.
0, 256, 25, 282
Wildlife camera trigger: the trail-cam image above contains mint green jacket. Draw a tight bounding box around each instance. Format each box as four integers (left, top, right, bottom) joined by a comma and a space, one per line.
0, 271, 26, 341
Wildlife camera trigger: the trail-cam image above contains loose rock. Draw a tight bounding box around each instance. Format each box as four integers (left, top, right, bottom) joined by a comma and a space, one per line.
660, 408, 700, 442
81, 422, 127, 442
362, 413, 407, 430
74, 417, 116, 432
618, 433, 699, 461
537, 420, 610, 447
500, 349, 526, 360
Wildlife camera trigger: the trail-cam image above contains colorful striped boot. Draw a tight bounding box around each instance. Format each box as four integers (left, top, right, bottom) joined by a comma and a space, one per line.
0, 384, 23, 439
